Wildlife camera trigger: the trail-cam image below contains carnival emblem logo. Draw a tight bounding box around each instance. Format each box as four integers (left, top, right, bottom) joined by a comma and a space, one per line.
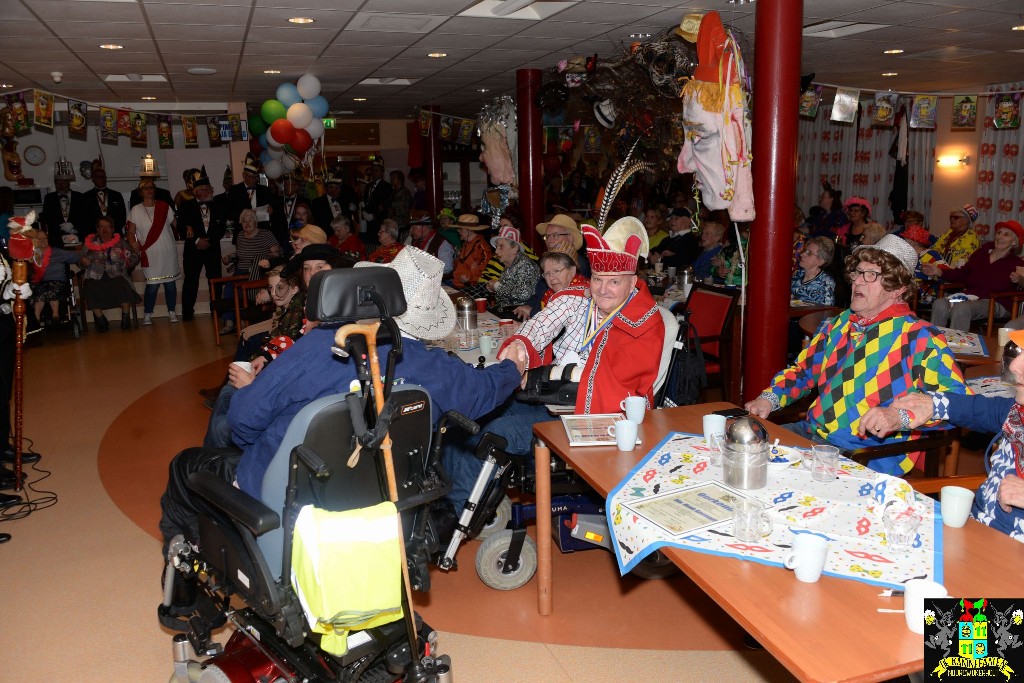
924, 598, 1023, 680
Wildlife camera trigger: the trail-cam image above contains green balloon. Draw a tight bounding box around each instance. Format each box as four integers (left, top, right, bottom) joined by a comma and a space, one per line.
261, 99, 286, 124
248, 115, 267, 136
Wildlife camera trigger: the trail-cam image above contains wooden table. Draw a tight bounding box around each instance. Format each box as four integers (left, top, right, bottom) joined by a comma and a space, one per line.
789, 302, 839, 320
532, 402, 1024, 682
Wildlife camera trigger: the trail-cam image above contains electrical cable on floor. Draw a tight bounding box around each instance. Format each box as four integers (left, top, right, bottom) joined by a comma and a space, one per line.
1, 436, 59, 521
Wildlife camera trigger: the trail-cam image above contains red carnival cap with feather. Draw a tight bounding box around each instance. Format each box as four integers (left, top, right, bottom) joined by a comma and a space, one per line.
582, 216, 649, 275
7, 211, 37, 260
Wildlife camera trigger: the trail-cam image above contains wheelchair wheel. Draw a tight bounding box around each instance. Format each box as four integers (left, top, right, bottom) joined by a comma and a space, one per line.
475, 529, 537, 591
472, 495, 511, 541
166, 661, 203, 683
628, 549, 681, 580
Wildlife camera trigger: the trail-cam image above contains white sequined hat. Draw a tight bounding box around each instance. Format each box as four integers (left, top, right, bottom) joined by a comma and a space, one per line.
354, 247, 455, 341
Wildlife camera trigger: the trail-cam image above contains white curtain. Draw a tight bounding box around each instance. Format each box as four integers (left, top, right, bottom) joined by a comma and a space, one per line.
977, 80, 1024, 242
796, 99, 935, 225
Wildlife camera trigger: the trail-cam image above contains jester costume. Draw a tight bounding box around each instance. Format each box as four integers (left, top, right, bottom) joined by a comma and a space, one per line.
759, 302, 968, 475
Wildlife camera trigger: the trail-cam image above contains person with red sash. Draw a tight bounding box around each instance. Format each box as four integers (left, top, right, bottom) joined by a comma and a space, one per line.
127, 179, 181, 326
442, 215, 666, 512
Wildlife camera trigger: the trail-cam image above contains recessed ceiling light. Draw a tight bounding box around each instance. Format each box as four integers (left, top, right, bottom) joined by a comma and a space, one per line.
0, 84, 11, 89
263, 69, 281, 74
188, 67, 217, 76
882, 72, 898, 77
288, 17, 315, 24
1013, 25, 1024, 31
141, 96, 156, 100
477, 88, 490, 93
883, 49, 903, 55
353, 97, 367, 102
427, 52, 447, 58
100, 43, 123, 50
629, 33, 651, 39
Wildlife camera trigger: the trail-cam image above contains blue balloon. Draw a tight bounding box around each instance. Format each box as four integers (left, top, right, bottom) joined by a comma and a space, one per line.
258, 133, 268, 149
260, 150, 272, 166
276, 83, 302, 108
305, 95, 329, 118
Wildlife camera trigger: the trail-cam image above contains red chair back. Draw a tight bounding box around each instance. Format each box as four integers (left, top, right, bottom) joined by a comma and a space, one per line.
681, 284, 739, 361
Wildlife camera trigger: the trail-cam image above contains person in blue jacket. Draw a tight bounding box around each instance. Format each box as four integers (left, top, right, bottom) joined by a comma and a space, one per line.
868, 329, 1024, 543
158, 247, 526, 552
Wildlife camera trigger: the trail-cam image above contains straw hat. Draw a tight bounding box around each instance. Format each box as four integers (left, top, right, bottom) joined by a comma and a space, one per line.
673, 13, 705, 43
355, 247, 455, 341
536, 213, 583, 251
455, 214, 486, 230
291, 224, 328, 245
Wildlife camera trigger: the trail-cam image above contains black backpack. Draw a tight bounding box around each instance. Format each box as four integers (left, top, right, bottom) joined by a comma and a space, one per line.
659, 309, 707, 407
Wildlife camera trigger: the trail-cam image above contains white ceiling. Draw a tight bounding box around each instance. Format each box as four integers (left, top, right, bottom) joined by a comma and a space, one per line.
1, 0, 1022, 119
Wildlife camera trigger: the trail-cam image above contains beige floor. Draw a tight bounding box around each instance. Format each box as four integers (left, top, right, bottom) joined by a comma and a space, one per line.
0, 318, 795, 682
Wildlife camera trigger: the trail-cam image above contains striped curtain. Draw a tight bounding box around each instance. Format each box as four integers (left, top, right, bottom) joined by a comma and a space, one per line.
976, 81, 1024, 242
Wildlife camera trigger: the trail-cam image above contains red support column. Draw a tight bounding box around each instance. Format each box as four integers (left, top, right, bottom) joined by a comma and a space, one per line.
424, 104, 443, 220
743, 0, 803, 402
517, 69, 543, 253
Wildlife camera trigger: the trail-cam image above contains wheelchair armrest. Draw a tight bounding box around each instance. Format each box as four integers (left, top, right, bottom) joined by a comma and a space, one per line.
844, 430, 956, 464
188, 471, 281, 537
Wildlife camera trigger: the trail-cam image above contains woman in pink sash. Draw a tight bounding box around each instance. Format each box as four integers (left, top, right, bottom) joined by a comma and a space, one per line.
127, 179, 181, 325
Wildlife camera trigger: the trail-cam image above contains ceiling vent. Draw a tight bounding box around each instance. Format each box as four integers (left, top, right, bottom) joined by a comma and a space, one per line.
802, 21, 890, 38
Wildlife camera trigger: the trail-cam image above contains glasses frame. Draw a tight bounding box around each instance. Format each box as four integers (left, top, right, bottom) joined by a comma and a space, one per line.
849, 268, 882, 283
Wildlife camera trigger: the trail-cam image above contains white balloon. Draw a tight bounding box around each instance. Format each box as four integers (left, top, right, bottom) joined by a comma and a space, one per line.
305, 117, 325, 140
265, 127, 280, 147
286, 102, 313, 129
264, 159, 283, 179
296, 73, 321, 100
267, 146, 284, 160
281, 154, 297, 172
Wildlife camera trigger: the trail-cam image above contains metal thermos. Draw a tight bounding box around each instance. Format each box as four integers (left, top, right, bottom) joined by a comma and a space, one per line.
677, 267, 694, 299
722, 416, 768, 490
455, 296, 477, 330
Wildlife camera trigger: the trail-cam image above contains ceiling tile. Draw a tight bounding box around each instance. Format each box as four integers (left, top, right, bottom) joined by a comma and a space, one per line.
154, 24, 247, 41
515, 20, 620, 40
27, 0, 145, 21
548, 1, 664, 24
144, 3, 247, 25
360, 0, 476, 13
246, 26, 341, 44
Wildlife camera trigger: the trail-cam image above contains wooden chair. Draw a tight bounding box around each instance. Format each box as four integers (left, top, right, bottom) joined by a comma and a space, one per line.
675, 283, 741, 404
984, 289, 1024, 336
845, 427, 962, 478
233, 278, 273, 334
911, 473, 986, 496
208, 274, 248, 345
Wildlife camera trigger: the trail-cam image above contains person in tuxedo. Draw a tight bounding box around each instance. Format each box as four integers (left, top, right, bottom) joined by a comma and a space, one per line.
211, 165, 234, 235
178, 168, 227, 321
228, 155, 278, 248
361, 162, 392, 238
311, 173, 356, 233
82, 160, 127, 236
273, 171, 305, 235
41, 164, 89, 247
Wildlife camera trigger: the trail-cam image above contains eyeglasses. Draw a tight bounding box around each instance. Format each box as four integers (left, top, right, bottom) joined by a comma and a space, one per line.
265, 283, 290, 294
801, 250, 819, 259
544, 232, 571, 240
543, 266, 568, 278
849, 268, 882, 283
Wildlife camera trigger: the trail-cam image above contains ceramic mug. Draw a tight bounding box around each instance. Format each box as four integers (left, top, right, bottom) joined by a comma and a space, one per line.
620, 396, 647, 424
479, 334, 496, 358
607, 419, 638, 452
784, 534, 830, 583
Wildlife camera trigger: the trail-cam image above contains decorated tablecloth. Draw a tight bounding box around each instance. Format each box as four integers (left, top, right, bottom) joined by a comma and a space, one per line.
967, 375, 1015, 399
938, 327, 989, 357
607, 433, 943, 589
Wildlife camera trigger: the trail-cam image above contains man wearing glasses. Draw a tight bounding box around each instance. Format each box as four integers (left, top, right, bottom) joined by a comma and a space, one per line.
745, 235, 969, 476
536, 213, 589, 276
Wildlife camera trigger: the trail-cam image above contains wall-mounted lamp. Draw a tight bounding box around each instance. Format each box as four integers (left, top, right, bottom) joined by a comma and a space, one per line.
936, 154, 969, 167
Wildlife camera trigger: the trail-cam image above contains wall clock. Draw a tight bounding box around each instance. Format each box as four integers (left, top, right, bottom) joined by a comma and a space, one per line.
24, 145, 46, 166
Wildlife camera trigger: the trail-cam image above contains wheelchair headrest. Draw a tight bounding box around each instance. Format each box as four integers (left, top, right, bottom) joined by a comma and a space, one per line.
306, 268, 408, 323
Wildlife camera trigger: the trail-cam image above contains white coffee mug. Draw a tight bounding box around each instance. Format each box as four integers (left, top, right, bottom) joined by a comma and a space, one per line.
479, 334, 496, 358
230, 361, 253, 374
653, 261, 664, 274
903, 579, 948, 634
784, 534, 830, 583
940, 485, 975, 528
607, 419, 638, 452
703, 414, 727, 444
620, 396, 647, 424
999, 327, 1013, 348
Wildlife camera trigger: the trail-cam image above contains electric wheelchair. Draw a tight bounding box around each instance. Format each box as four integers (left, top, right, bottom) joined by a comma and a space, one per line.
162, 267, 463, 683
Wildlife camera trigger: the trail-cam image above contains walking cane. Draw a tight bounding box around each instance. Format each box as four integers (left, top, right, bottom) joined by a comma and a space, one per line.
334, 320, 422, 667
9, 256, 27, 491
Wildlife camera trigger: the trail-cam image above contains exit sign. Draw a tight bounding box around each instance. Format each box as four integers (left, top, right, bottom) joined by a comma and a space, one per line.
323, 118, 336, 129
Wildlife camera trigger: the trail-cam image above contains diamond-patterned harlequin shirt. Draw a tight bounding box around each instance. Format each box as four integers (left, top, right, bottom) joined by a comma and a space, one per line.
763, 303, 969, 475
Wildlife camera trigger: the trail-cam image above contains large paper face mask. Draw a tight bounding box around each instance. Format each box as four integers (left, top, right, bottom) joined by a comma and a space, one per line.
479, 125, 515, 186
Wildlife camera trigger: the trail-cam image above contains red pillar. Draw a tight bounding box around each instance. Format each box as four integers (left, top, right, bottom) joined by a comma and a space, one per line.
743, 0, 803, 402
517, 69, 543, 253
424, 104, 443, 220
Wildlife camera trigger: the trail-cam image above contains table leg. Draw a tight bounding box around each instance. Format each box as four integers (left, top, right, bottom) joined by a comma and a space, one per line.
534, 437, 552, 616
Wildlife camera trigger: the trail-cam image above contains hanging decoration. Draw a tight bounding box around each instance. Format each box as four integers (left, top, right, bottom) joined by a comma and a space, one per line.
477, 95, 518, 192
130, 112, 148, 147
910, 95, 937, 129
228, 114, 243, 141
182, 115, 199, 148
414, 109, 479, 147
5, 93, 29, 136
33, 90, 54, 130
993, 93, 1021, 130
116, 109, 131, 136
951, 95, 977, 130
67, 100, 87, 140
157, 114, 174, 148
249, 73, 328, 179
872, 92, 898, 127
831, 87, 860, 123
204, 116, 221, 146
799, 85, 823, 118
99, 107, 117, 144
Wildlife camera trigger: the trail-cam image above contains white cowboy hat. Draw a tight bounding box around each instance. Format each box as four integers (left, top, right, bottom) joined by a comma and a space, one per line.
354, 246, 455, 341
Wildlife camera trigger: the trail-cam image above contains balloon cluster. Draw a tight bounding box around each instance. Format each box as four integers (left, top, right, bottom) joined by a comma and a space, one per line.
248, 73, 328, 179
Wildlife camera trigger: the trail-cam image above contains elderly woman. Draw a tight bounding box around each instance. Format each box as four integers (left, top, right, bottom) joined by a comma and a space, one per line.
512, 249, 588, 321
486, 224, 540, 314
327, 215, 365, 261
792, 236, 836, 306
860, 222, 887, 246
451, 214, 492, 288
226, 209, 281, 276
29, 230, 83, 327
367, 219, 403, 264
691, 222, 725, 281
842, 196, 872, 247
924, 220, 1024, 331
127, 179, 180, 325
478, 214, 539, 284
82, 216, 141, 332
884, 330, 1024, 542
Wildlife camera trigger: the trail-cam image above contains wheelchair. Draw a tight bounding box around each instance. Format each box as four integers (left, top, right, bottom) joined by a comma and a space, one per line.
30, 264, 84, 338
162, 267, 459, 683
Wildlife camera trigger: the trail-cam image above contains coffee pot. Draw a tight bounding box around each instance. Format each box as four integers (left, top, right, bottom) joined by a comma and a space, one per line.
722, 416, 768, 490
